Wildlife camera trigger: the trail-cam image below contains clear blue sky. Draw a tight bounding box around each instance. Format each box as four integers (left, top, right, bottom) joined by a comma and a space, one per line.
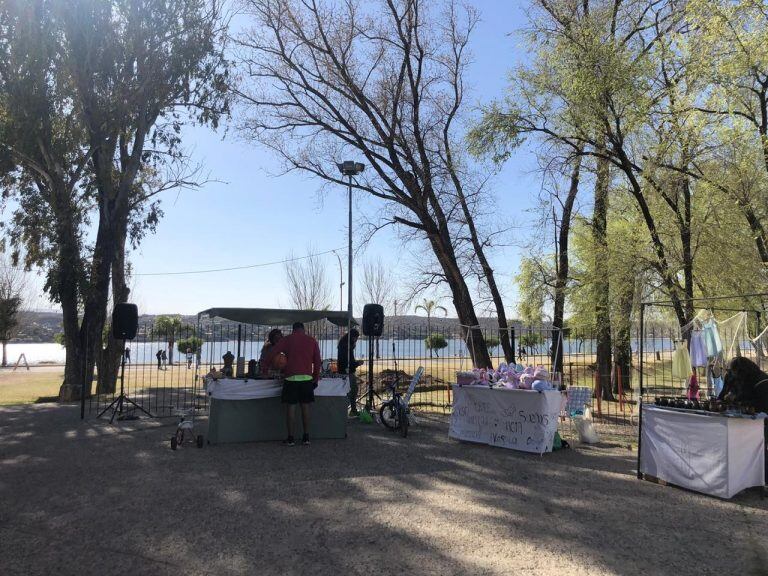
31, 1, 544, 318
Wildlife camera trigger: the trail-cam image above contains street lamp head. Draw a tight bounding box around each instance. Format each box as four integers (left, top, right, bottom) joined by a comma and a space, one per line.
337, 160, 365, 176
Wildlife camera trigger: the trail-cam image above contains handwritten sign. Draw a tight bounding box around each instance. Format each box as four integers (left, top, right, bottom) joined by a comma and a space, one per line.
449, 386, 564, 454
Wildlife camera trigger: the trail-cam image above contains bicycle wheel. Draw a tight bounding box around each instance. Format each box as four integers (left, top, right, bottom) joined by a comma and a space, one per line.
398, 404, 409, 438
379, 401, 397, 430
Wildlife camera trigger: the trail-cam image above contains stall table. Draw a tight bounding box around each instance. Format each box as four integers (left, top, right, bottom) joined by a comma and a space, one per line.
640, 405, 766, 498
449, 385, 564, 454
206, 377, 349, 444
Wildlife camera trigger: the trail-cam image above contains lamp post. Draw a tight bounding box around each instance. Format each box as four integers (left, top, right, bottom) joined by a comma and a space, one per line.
331, 249, 344, 310
337, 160, 365, 411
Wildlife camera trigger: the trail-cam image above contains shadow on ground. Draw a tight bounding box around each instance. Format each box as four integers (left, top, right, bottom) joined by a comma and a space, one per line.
0, 404, 767, 576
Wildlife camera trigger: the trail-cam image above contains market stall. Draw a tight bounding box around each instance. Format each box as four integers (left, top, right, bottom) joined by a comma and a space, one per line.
206, 377, 349, 444
198, 307, 353, 444
449, 365, 565, 454
637, 294, 768, 498
640, 405, 765, 498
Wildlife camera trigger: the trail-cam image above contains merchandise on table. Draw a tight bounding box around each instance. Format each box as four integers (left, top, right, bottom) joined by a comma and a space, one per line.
652, 395, 758, 415
455, 363, 557, 391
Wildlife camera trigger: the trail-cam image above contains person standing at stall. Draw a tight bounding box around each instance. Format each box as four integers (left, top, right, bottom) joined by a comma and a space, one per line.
259, 328, 283, 374
265, 322, 321, 446
338, 328, 362, 416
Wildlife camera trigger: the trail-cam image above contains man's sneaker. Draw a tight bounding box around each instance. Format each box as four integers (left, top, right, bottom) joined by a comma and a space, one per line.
284, 436, 295, 446
301, 434, 310, 446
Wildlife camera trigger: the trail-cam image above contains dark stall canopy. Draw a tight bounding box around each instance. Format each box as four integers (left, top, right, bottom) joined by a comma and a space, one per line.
198, 307, 354, 328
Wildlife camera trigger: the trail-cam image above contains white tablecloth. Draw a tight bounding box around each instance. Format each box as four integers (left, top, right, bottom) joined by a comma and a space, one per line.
640, 405, 765, 498
206, 377, 349, 400
449, 386, 565, 454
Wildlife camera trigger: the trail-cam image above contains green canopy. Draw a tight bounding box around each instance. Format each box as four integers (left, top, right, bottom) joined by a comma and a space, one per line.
198, 307, 354, 328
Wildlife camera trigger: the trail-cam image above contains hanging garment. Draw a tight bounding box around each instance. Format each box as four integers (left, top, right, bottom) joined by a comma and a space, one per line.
703, 319, 723, 357
690, 330, 707, 367
687, 373, 699, 401
752, 324, 768, 371
712, 375, 724, 398
672, 342, 691, 381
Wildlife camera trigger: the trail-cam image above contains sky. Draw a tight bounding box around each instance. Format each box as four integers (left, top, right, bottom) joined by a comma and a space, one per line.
23, 1, 545, 318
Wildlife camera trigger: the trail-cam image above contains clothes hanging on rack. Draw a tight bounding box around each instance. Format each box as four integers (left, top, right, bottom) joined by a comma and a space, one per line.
690, 330, 707, 367
672, 341, 691, 381
703, 319, 722, 357
751, 324, 768, 371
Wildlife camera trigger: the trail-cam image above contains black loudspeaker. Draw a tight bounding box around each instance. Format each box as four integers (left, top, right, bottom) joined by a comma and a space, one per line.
362, 303, 384, 337
112, 303, 138, 340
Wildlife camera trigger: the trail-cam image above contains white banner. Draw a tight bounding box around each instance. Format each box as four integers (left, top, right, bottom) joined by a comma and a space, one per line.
640, 406, 765, 499
449, 386, 564, 454
207, 377, 349, 400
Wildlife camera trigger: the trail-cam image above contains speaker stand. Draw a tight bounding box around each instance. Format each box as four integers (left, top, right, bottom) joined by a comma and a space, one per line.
365, 335, 375, 412
98, 341, 153, 423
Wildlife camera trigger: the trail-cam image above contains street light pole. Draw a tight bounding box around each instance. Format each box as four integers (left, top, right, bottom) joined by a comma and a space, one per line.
332, 250, 344, 310
337, 161, 365, 413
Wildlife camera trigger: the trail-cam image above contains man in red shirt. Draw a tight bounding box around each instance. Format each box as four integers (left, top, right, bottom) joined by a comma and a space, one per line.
265, 322, 321, 446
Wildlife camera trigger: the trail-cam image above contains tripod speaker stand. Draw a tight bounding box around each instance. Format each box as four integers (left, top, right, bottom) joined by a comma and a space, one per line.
97, 342, 153, 423
97, 303, 152, 422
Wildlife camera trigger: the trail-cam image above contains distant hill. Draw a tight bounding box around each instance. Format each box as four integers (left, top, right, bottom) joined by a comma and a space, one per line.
13, 310, 539, 343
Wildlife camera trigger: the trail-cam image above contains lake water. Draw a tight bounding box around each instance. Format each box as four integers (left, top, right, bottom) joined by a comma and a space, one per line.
3, 337, 710, 366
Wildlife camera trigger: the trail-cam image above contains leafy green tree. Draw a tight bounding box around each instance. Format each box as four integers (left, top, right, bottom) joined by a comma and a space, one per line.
485, 336, 500, 351
519, 333, 543, 352
177, 337, 203, 355
0, 259, 26, 367
424, 334, 448, 358
154, 316, 184, 366
0, 0, 228, 400
516, 259, 548, 325
416, 300, 448, 358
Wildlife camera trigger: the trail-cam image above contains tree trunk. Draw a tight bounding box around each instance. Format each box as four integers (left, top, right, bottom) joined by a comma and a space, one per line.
445, 129, 514, 363
1, 340, 7, 367
168, 338, 175, 365
96, 223, 129, 395
612, 280, 634, 393
426, 226, 492, 368
56, 206, 92, 401
552, 154, 582, 377
593, 152, 613, 402
680, 176, 696, 332
60, 200, 120, 401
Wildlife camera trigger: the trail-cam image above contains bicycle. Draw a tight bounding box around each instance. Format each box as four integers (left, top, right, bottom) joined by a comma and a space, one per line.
379, 364, 424, 438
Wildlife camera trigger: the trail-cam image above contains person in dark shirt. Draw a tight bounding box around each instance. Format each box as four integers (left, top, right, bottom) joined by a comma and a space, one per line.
338, 328, 363, 415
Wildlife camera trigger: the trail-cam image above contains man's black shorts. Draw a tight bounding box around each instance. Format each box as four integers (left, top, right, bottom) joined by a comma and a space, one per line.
281, 380, 315, 404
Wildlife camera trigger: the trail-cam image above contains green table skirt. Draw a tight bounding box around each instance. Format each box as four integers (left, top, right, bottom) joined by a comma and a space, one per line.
207, 396, 348, 444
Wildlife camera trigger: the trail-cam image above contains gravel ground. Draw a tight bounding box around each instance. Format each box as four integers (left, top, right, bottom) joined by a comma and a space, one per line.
0, 403, 767, 576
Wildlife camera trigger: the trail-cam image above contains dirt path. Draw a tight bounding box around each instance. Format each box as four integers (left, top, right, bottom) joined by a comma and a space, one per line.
0, 405, 766, 576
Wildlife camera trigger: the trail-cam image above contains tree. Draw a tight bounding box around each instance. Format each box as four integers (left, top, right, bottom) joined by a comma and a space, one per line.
235, 0, 497, 367
284, 249, 332, 310
177, 336, 203, 355
516, 259, 547, 325
154, 316, 184, 366
684, 0, 768, 267
424, 334, 448, 357
472, 0, 697, 329
415, 299, 448, 358
358, 258, 395, 314
0, 0, 228, 400
0, 258, 28, 367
